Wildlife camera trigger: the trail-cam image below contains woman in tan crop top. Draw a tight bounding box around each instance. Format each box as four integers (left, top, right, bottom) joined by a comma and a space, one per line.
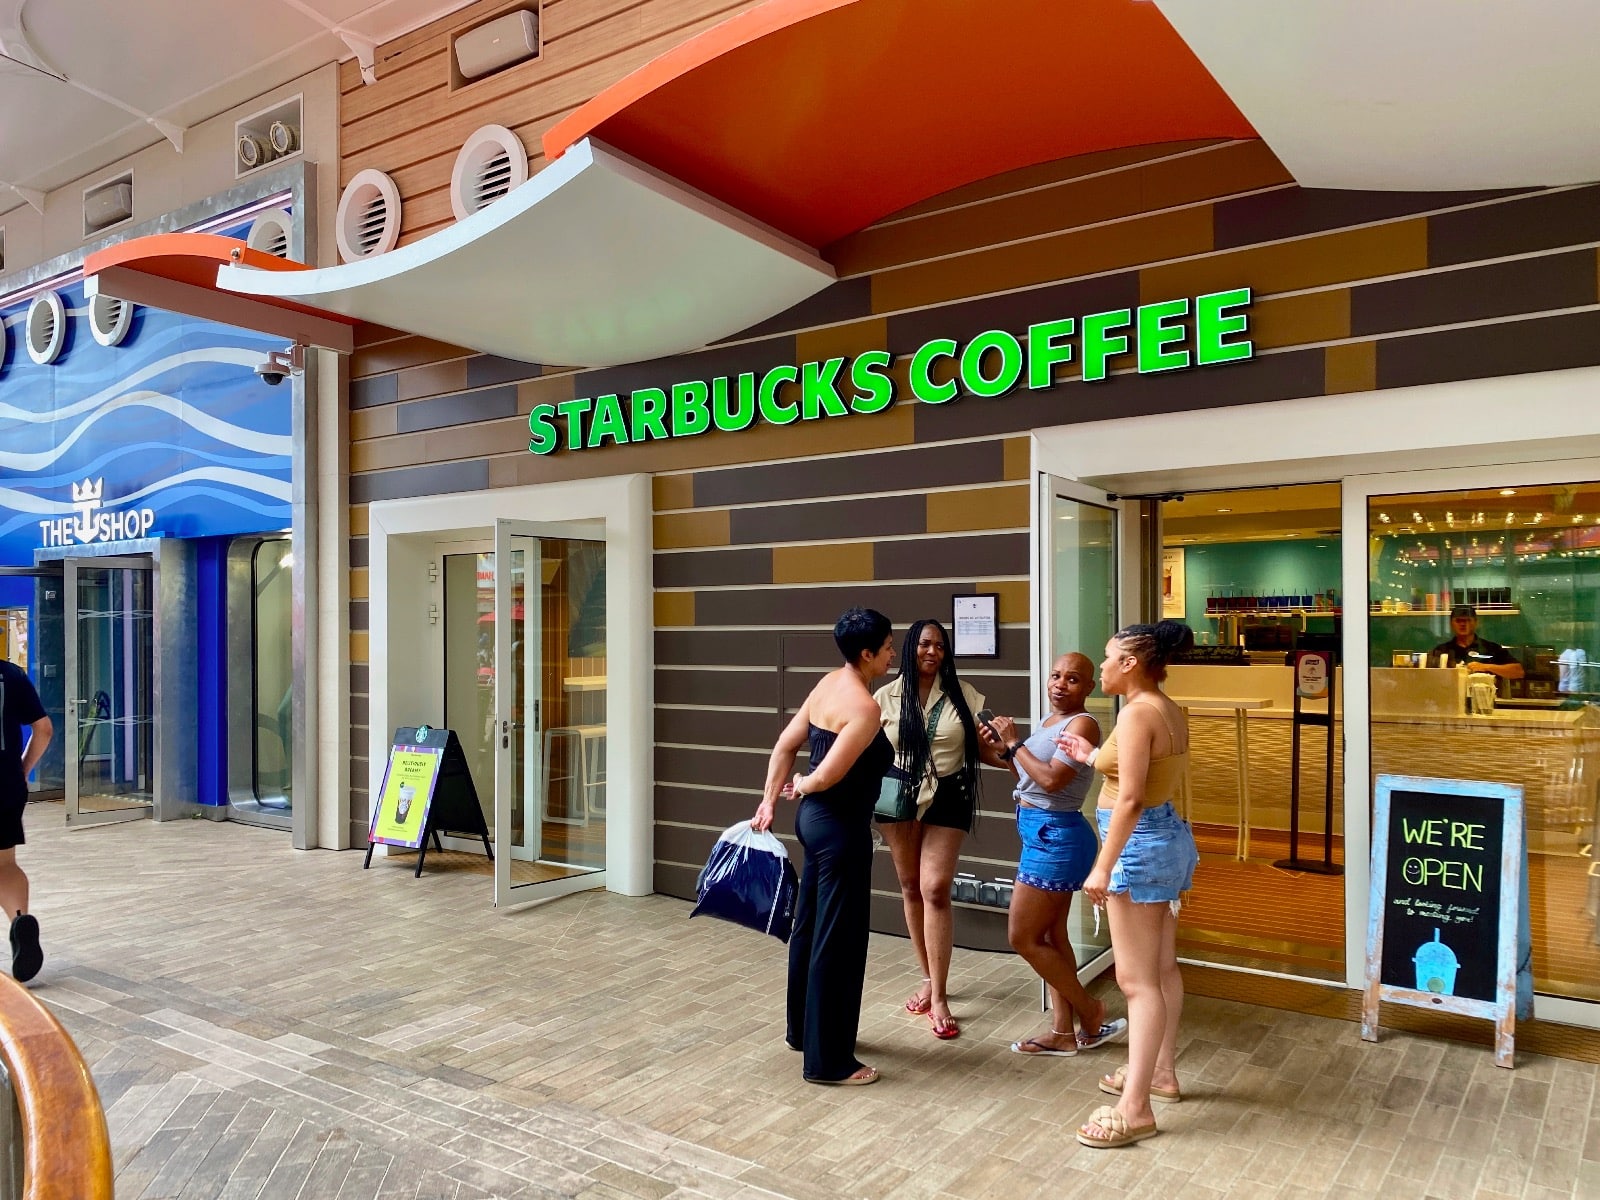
1057, 621, 1199, 1150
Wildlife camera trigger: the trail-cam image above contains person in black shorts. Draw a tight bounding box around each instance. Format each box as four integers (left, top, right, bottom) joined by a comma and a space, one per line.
873, 619, 1005, 1039
0, 659, 52, 982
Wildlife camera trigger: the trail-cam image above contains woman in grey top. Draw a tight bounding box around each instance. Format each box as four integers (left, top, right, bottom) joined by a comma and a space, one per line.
982, 653, 1126, 1057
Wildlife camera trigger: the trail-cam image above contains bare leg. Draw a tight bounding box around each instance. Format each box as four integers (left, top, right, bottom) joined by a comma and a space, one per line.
1084, 894, 1166, 1136
879, 820, 930, 1009
918, 825, 965, 1032
1153, 903, 1183, 1095
0, 849, 28, 921
1007, 884, 1102, 1048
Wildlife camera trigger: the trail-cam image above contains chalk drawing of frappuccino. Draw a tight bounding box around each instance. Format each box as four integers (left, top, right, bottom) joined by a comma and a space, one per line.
1414, 928, 1459, 995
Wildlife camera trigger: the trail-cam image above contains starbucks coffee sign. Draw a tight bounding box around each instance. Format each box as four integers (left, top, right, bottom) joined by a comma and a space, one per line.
527, 287, 1254, 455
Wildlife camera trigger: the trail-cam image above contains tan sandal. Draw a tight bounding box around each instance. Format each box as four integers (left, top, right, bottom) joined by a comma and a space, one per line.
1098, 1065, 1182, 1103
1076, 1104, 1158, 1149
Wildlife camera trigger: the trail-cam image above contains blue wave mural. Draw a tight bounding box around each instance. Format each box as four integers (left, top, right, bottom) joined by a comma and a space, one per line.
0, 256, 293, 565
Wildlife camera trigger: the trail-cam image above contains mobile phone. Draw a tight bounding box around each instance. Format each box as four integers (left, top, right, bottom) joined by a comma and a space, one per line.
976, 708, 998, 735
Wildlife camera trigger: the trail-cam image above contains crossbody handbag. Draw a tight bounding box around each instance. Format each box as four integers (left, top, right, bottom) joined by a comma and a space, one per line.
875, 693, 948, 820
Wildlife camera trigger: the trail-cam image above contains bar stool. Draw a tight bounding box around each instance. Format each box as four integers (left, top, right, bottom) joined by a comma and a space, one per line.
539, 723, 607, 826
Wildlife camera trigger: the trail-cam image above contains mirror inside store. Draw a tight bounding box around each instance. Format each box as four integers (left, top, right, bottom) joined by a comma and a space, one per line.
1368, 482, 1600, 1005
1159, 483, 1346, 981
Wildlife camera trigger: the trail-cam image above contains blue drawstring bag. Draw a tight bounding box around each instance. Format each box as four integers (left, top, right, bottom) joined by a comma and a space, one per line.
691, 822, 799, 943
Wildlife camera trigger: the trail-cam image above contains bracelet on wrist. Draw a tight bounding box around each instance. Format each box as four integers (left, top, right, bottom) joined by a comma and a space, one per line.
1005, 742, 1023, 760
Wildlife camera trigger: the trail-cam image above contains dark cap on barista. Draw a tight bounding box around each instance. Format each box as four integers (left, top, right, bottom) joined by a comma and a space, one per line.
1450, 603, 1477, 619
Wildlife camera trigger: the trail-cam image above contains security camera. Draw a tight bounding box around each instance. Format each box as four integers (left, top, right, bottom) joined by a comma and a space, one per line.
254, 345, 305, 387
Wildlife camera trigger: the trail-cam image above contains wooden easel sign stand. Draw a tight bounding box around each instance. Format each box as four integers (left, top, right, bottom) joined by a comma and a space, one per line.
1362, 774, 1524, 1068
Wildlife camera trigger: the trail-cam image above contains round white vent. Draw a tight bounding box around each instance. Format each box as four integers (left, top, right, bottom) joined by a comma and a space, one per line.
335, 169, 401, 263
89, 293, 133, 347
450, 125, 528, 221
25, 292, 66, 365
246, 209, 294, 259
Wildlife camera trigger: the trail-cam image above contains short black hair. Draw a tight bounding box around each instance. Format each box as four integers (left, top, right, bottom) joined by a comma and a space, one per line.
834, 607, 893, 664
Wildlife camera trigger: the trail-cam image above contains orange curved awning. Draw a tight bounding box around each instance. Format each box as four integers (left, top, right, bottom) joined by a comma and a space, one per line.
545, 0, 1256, 248
83, 234, 361, 353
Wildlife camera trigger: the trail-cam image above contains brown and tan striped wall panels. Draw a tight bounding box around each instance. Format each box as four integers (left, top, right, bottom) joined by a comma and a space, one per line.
341, 88, 1600, 936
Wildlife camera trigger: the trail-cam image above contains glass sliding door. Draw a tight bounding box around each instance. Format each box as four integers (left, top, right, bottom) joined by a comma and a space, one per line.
0, 566, 64, 802
492, 521, 608, 905
1041, 477, 1123, 972
65, 556, 154, 826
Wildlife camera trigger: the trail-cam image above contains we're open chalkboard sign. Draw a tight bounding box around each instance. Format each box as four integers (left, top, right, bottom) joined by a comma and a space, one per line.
1362, 775, 1524, 1067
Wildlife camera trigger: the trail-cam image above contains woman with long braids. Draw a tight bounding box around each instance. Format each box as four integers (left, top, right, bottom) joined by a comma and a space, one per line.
873, 618, 1003, 1039
1056, 620, 1200, 1148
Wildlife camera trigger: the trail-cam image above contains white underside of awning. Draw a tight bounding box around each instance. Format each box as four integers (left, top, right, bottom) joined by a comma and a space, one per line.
216, 139, 836, 368
1155, 0, 1600, 190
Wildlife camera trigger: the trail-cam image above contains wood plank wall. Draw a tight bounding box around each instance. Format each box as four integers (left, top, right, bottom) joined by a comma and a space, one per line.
339, 0, 765, 246
341, 97, 1600, 942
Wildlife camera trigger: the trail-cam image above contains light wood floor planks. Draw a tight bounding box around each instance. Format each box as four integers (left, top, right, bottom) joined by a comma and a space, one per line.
11, 799, 1600, 1199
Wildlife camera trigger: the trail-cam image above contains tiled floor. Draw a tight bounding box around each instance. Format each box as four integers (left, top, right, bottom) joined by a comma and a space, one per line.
14, 802, 1599, 1199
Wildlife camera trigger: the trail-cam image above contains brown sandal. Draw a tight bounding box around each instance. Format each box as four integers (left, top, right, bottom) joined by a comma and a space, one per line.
805, 1066, 879, 1086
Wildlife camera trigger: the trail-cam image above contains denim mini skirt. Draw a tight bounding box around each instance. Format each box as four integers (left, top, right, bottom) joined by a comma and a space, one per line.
1093, 802, 1199, 905
1014, 805, 1097, 892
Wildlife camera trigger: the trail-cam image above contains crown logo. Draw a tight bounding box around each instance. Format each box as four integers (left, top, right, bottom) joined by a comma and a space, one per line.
71, 478, 103, 503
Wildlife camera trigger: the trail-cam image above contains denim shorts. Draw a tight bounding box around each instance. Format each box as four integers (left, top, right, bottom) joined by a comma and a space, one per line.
1014, 806, 1097, 892
1093, 802, 1199, 904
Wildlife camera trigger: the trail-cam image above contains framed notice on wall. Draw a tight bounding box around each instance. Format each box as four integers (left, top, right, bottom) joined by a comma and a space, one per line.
951, 593, 998, 658
1161, 548, 1185, 618
1362, 774, 1524, 1067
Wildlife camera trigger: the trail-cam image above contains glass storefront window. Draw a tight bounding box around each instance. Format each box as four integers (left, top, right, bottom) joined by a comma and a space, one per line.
1368, 482, 1600, 1002
252, 539, 293, 808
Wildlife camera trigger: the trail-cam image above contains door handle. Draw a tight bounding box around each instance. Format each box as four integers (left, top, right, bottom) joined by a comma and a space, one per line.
501, 719, 509, 749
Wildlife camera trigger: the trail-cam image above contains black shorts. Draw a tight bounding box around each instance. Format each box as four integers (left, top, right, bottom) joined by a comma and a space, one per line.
875, 773, 973, 833
0, 785, 26, 852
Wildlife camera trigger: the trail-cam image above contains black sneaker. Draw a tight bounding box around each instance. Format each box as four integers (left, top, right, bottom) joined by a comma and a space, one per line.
10, 914, 42, 983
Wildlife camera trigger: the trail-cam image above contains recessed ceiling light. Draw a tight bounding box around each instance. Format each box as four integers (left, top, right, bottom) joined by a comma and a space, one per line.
1216, 507, 1232, 513
1500, 489, 1517, 496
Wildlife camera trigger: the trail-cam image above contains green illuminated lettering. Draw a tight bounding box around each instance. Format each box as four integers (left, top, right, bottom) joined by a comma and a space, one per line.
671, 381, 711, 437
587, 393, 629, 448
1137, 299, 1190, 373
960, 330, 1023, 398
629, 388, 668, 442
849, 351, 895, 414
712, 375, 757, 432
1196, 287, 1253, 365
528, 404, 559, 455
1026, 318, 1075, 388
800, 357, 848, 420
1081, 309, 1131, 382
556, 397, 593, 450
758, 365, 799, 425
910, 338, 958, 404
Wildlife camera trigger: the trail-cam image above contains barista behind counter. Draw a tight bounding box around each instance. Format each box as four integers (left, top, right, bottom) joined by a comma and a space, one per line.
1430, 604, 1525, 679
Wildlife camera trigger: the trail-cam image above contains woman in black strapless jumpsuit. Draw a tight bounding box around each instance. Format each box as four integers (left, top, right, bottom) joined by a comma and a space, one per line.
753, 607, 897, 1086
787, 722, 894, 1081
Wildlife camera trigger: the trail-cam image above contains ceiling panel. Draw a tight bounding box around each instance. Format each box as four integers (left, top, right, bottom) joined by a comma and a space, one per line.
24, 0, 324, 116
0, 62, 130, 183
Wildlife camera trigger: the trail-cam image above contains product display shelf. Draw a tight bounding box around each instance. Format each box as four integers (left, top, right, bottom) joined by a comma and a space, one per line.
1366, 606, 1521, 617
1206, 608, 1343, 618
